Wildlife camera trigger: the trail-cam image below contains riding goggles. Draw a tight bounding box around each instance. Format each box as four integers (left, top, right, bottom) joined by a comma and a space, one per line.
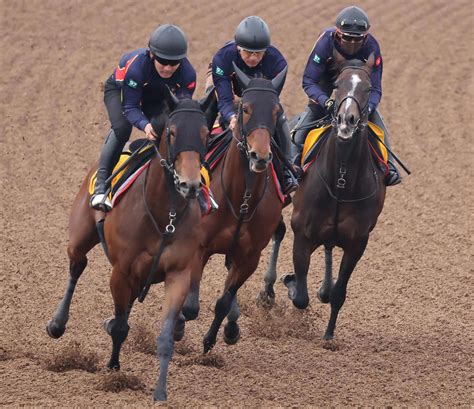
153, 55, 182, 67
339, 19, 369, 32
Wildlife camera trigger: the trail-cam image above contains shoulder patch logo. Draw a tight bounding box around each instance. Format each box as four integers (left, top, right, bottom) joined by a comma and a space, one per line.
215, 66, 224, 76
313, 54, 321, 63
128, 78, 138, 88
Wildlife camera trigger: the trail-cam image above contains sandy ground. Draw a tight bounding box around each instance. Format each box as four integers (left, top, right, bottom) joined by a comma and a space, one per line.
1, 0, 472, 407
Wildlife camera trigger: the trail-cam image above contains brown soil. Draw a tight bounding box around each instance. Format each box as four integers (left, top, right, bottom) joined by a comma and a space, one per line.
1, 0, 472, 407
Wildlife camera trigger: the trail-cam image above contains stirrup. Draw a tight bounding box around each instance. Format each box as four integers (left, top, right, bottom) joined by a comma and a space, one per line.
90, 193, 112, 212
385, 171, 402, 186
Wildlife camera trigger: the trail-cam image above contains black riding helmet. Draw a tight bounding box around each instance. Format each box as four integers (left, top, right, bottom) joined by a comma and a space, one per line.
235, 16, 271, 52
335, 6, 370, 36
149, 24, 188, 60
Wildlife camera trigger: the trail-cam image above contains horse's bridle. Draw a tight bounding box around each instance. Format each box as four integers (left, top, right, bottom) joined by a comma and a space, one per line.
331, 66, 371, 137
235, 87, 278, 158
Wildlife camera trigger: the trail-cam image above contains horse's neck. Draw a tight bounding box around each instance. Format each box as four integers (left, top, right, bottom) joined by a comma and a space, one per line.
222, 136, 266, 204
319, 128, 373, 191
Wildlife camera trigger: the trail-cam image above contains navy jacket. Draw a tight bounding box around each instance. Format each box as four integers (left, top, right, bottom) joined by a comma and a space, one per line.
302, 28, 383, 112
110, 48, 196, 130
211, 41, 287, 121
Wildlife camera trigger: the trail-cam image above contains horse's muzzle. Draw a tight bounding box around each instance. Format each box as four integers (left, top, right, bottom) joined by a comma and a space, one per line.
249, 151, 273, 173
177, 179, 202, 199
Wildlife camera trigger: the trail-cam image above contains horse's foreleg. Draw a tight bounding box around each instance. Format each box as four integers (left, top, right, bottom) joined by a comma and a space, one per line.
257, 217, 286, 307
203, 255, 259, 353
105, 268, 132, 370
284, 233, 312, 309
324, 237, 368, 340
154, 268, 191, 402
46, 221, 99, 339
317, 246, 334, 304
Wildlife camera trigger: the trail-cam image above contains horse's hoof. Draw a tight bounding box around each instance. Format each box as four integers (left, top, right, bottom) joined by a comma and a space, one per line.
174, 320, 185, 342
107, 361, 120, 371
223, 321, 240, 345
256, 290, 275, 309
153, 388, 167, 402
203, 337, 216, 354
317, 289, 330, 304
46, 320, 65, 339
103, 317, 113, 335
292, 296, 309, 310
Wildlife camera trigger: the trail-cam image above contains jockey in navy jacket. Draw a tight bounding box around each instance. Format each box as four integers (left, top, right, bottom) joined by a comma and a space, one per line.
211, 41, 287, 122
111, 48, 196, 131
302, 27, 382, 115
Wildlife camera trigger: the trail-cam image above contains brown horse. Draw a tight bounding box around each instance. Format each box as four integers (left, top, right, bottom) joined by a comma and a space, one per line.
46, 91, 212, 401
179, 64, 287, 353
267, 52, 386, 340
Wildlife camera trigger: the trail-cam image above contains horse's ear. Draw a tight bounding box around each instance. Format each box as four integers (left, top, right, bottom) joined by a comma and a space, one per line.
199, 86, 216, 113
366, 52, 375, 70
165, 85, 179, 112
333, 48, 346, 67
232, 61, 251, 90
271, 66, 288, 92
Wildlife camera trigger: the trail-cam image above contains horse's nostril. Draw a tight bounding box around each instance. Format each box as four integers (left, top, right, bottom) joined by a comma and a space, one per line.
250, 152, 258, 161
179, 181, 188, 189
350, 115, 355, 125
268, 152, 273, 162
338, 115, 342, 125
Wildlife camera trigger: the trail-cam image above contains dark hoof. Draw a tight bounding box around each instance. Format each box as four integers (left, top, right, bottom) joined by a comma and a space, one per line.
153, 388, 167, 402
46, 320, 65, 339
223, 321, 240, 345
203, 337, 216, 354
256, 289, 275, 309
107, 361, 120, 371
317, 288, 330, 304
292, 296, 309, 310
174, 319, 185, 342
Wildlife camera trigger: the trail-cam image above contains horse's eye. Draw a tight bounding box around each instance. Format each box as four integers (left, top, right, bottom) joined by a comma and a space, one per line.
242, 106, 249, 114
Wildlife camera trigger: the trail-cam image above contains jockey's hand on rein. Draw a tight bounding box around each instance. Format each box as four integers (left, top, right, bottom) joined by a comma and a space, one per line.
144, 123, 157, 141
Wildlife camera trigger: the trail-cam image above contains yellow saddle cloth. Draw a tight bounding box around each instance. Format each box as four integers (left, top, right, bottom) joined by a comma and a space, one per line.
301, 122, 388, 169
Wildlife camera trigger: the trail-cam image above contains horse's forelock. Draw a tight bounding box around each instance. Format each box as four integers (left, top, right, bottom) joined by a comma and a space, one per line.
246, 78, 274, 91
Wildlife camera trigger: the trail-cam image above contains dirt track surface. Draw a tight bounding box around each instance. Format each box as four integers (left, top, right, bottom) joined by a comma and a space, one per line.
1, 0, 472, 407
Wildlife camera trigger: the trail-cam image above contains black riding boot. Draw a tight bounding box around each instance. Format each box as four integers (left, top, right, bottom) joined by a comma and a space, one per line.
276, 110, 299, 194
369, 109, 402, 186
90, 129, 125, 211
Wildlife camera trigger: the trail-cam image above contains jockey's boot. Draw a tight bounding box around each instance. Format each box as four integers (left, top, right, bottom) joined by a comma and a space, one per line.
369, 109, 402, 186
90, 129, 124, 212
276, 111, 299, 194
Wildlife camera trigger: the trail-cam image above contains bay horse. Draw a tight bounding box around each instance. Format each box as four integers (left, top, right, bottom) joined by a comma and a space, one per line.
179, 63, 287, 353
46, 90, 213, 401
263, 51, 386, 340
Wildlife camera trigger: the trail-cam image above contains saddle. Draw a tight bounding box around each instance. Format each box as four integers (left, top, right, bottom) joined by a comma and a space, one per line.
301, 122, 389, 175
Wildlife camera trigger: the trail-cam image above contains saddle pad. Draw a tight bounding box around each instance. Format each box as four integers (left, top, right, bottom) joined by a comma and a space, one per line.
301, 122, 388, 173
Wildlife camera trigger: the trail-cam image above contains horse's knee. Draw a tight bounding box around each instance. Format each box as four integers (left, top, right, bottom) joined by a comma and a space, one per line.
215, 291, 234, 318
182, 302, 199, 321
274, 220, 286, 242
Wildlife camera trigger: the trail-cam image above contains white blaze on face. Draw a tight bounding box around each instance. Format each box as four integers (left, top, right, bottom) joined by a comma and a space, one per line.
342, 73, 362, 112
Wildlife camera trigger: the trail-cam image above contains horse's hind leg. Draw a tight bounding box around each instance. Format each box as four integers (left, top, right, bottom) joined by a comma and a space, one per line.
203, 255, 259, 353
46, 202, 99, 338
105, 267, 132, 370
317, 246, 334, 304
283, 233, 312, 309
257, 217, 286, 307
324, 237, 368, 340
154, 268, 191, 402
223, 296, 241, 345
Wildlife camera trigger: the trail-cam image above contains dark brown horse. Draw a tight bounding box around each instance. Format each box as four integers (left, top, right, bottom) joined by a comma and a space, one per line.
179, 64, 287, 353
264, 52, 386, 340
46, 92, 212, 401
